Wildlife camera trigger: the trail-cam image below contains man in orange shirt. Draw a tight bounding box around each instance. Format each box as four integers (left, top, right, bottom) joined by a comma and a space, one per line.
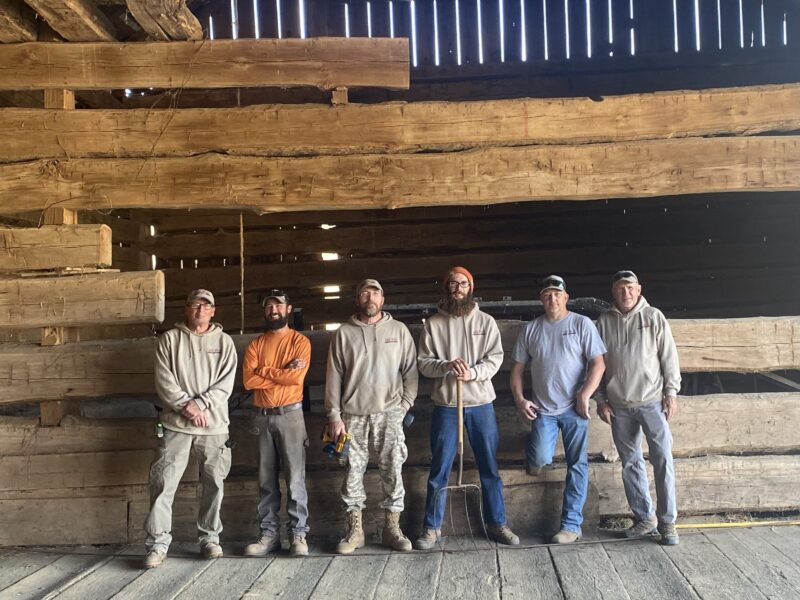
242, 290, 312, 557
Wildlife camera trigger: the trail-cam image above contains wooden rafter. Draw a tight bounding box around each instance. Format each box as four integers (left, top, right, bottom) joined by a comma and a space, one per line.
124, 0, 202, 40
23, 0, 116, 41
0, 0, 37, 42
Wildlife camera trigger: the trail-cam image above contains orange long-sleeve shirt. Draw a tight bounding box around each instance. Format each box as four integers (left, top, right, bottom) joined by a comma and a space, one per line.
243, 328, 311, 408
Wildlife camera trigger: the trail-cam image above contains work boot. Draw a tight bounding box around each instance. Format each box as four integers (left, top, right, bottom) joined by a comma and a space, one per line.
382, 511, 412, 552
625, 516, 658, 539
487, 524, 520, 546
201, 542, 223, 559
335, 510, 365, 554
658, 522, 680, 546
289, 534, 309, 557
244, 532, 281, 556
413, 528, 442, 550
142, 550, 166, 569
552, 530, 582, 544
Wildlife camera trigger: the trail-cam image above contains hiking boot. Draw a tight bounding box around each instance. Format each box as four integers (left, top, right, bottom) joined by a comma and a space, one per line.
289, 534, 309, 557
487, 524, 520, 546
142, 550, 166, 569
625, 516, 658, 539
524, 458, 544, 477
552, 530, 582, 544
382, 511, 412, 552
658, 522, 679, 546
335, 510, 365, 554
244, 532, 281, 556
201, 542, 223, 559
413, 528, 442, 550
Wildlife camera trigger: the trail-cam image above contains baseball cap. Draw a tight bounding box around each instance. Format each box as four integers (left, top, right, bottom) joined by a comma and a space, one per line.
186, 289, 214, 305
262, 289, 290, 307
357, 279, 383, 295
540, 275, 567, 294
612, 270, 639, 284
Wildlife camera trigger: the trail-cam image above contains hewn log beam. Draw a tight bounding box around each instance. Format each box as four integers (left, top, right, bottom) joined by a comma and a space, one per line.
0, 225, 112, 272
0, 0, 37, 42
1, 84, 798, 162
23, 0, 117, 41
0, 137, 798, 215
0, 38, 410, 90
0, 270, 164, 329
125, 0, 202, 40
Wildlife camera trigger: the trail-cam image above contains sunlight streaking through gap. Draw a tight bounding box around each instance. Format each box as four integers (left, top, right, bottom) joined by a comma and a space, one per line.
253, 0, 260, 37
456, 0, 463, 64
520, 0, 527, 61
433, 0, 441, 65
299, 0, 307, 38
410, 1, 418, 66
477, 0, 484, 63
499, 0, 505, 62
276, 0, 283, 38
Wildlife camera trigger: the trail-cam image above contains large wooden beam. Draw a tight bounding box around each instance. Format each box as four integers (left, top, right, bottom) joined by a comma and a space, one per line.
1, 84, 798, 162
0, 137, 797, 215
0, 0, 37, 42
0, 38, 410, 91
23, 0, 117, 41
0, 270, 164, 329
0, 225, 112, 272
125, 0, 202, 41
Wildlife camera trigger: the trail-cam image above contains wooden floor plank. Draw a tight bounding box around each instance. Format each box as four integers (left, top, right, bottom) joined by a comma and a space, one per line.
310, 554, 388, 600
375, 552, 442, 600
0, 550, 112, 600
604, 540, 698, 600
662, 533, 768, 600
243, 556, 329, 599
51, 556, 144, 599
173, 557, 268, 599
435, 549, 500, 600
703, 529, 800, 599
497, 547, 562, 599
730, 528, 800, 592
0, 550, 61, 590
752, 526, 800, 566
550, 542, 629, 600
110, 556, 213, 599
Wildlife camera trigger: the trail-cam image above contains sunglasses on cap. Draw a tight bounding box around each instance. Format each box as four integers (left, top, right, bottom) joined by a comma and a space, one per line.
262, 289, 289, 306
541, 276, 566, 291
612, 270, 638, 283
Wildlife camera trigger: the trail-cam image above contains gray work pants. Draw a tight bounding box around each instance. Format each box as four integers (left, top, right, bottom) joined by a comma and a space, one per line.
611, 401, 677, 524
254, 408, 310, 536
145, 429, 231, 553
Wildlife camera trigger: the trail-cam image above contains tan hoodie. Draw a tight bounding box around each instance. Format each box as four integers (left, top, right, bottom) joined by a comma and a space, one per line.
325, 312, 418, 422
596, 297, 681, 408
418, 303, 504, 407
154, 321, 238, 435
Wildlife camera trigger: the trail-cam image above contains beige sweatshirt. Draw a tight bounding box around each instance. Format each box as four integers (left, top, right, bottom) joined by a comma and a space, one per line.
417, 304, 504, 407
325, 312, 419, 422
154, 322, 237, 435
595, 297, 681, 408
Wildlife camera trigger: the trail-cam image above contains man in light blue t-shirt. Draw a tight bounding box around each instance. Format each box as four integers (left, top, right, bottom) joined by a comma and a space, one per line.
510, 275, 606, 544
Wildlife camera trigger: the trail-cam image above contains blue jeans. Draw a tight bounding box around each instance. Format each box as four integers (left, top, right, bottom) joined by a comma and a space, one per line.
526, 407, 588, 534
423, 403, 507, 529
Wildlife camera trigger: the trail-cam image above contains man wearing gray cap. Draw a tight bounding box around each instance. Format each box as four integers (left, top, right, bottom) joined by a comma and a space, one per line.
325, 279, 419, 554
510, 275, 606, 544
595, 270, 681, 545
144, 289, 238, 568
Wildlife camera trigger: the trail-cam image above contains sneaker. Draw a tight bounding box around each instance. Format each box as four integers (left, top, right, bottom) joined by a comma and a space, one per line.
658, 522, 679, 546
487, 524, 520, 546
289, 534, 309, 557
142, 550, 166, 569
201, 542, 223, 559
413, 528, 442, 550
625, 516, 659, 539
551, 530, 582, 544
244, 532, 281, 556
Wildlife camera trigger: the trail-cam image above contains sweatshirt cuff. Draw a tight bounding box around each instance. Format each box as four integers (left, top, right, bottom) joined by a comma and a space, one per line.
194, 396, 209, 411
327, 409, 342, 423
664, 388, 679, 398
401, 398, 413, 412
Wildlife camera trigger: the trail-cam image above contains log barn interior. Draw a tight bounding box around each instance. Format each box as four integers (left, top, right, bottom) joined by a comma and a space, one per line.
1, 0, 800, 558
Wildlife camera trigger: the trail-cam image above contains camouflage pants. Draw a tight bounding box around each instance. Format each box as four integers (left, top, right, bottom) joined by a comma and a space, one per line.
342, 406, 407, 512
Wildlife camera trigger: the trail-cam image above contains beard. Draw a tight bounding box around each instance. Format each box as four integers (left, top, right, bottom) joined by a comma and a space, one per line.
358, 302, 380, 319
441, 291, 475, 317
264, 314, 289, 330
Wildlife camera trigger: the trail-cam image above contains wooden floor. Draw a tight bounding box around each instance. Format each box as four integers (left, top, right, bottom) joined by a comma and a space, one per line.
1, 526, 799, 599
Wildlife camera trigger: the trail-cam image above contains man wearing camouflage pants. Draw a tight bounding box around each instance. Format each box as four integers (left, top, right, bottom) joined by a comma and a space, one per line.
325, 279, 419, 554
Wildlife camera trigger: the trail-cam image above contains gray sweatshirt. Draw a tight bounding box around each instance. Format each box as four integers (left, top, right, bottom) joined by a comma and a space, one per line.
325, 312, 418, 422
154, 322, 238, 435
417, 303, 504, 407
595, 297, 681, 408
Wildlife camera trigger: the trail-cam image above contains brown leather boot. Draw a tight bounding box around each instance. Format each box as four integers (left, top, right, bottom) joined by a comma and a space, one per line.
381, 511, 412, 552
335, 510, 365, 554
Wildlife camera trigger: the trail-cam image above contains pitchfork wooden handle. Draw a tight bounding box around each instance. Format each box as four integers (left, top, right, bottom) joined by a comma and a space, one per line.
456, 379, 464, 459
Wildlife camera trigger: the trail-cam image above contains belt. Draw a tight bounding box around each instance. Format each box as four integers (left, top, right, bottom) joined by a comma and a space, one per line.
255, 402, 303, 416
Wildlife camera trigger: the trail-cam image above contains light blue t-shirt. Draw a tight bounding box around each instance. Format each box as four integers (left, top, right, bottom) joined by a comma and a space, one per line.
512, 312, 606, 416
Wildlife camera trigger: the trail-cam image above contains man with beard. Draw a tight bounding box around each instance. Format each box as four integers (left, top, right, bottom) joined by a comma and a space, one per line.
242, 290, 312, 557
144, 289, 237, 569
510, 275, 606, 543
415, 267, 519, 549
595, 271, 681, 545
325, 279, 418, 554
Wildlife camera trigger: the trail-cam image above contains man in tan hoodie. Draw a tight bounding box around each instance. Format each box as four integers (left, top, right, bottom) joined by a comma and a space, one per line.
325, 279, 418, 554
144, 289, 238, 569
415, 266, 519, 549
595, 270, 681, 545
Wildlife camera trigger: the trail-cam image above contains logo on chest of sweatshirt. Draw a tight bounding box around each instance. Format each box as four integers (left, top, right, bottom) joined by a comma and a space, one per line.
638, 320, 653, 330
384, 337, 399, 344
562, 330, 578, 337
206, 349, 222, 354
472, 330, 487, 336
